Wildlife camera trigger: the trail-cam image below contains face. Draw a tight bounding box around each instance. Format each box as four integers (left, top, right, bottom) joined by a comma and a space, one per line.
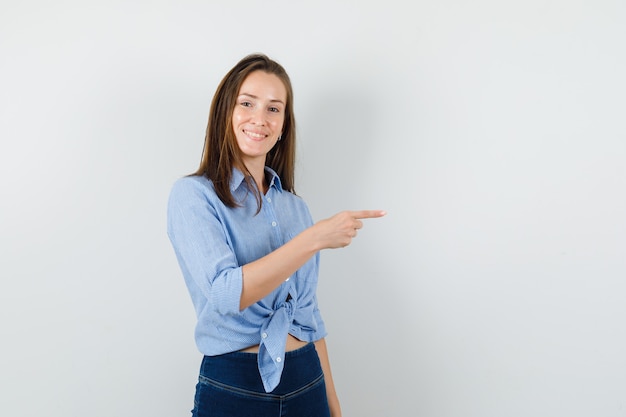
232, 70, 287, 169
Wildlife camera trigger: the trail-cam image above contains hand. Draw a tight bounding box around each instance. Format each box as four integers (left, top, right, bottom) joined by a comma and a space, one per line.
312, 210, 386, 249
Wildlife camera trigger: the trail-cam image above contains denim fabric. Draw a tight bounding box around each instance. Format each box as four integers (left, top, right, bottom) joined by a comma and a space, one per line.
167, 167, 327, 392
192, 343, 330, 417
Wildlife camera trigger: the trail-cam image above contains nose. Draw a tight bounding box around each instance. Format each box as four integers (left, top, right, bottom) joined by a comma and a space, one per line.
250, 107, 266, 126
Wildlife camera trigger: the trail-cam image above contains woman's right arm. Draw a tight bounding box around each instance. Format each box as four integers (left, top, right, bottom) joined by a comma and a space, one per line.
239, 210, 385, 310
168, 178, 385, 312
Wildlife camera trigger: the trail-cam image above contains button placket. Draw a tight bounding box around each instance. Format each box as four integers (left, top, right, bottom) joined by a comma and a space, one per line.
261, 191, 281, 245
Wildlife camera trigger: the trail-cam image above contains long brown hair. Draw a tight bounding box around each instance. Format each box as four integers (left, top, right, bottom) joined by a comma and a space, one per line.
193, 54, 296, 211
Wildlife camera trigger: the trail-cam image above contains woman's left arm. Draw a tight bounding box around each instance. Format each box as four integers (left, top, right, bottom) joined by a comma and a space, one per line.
314, 338, 342, 417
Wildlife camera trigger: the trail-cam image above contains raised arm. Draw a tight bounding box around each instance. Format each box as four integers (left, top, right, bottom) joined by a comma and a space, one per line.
240, 210, 385, 309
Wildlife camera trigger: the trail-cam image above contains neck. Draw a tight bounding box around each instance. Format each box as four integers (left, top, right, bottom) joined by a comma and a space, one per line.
241, 160, 267, 194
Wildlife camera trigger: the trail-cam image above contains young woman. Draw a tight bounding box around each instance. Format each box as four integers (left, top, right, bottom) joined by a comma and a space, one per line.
167, 53, 385, 417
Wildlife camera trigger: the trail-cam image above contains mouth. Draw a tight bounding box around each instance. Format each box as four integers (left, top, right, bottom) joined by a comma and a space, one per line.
243, 129, 267, 140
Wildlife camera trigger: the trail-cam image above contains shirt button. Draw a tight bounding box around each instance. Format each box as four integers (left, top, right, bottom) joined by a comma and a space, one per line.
271, 221, 277, 227
276, 357, 282, 363
262, 332, 268, 339
285, 277, 290, 282
267, 197, 272, 203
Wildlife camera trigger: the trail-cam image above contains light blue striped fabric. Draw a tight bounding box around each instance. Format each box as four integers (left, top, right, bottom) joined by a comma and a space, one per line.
167, 167, 326, 392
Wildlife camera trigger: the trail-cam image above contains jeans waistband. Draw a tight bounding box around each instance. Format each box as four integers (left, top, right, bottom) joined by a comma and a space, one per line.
199, 342, 321, 395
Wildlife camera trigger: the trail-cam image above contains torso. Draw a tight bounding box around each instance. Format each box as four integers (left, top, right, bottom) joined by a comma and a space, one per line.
239, 334, 309, 353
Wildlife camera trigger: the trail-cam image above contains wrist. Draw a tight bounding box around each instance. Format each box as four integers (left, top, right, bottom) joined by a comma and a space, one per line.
299, 225, 323, 253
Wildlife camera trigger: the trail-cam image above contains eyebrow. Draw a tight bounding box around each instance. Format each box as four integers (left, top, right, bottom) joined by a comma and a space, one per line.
238, 93, 285, 105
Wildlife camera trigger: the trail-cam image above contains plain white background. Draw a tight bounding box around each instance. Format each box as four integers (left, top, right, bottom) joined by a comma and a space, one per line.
1, 1, 625, 416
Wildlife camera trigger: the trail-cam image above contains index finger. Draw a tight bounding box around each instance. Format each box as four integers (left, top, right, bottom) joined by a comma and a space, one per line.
350, 210, 387, 219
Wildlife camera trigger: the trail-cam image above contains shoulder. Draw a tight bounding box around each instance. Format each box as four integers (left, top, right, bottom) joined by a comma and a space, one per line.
284, 190, 308, 207
168, 175, 217, 205
171, 174, 212, 192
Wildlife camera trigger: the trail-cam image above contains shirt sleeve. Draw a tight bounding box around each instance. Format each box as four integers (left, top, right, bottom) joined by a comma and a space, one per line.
167, 177, 242, 317
291, 294, 328, 343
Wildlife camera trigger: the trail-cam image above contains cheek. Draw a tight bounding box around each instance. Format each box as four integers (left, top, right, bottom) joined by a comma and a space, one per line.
271, 115, 285, 130
232, 110, 242, 126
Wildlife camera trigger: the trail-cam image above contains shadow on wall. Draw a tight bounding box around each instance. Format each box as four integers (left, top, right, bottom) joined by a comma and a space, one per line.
297, 86, 426, 415
320, 240, 426, 416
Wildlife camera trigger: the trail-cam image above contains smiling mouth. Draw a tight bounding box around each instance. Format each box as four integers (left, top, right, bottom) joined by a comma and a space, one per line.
243, 130, 267, 139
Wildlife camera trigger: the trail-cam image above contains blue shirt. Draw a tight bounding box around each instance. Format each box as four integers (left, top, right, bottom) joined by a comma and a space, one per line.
167, 167, 327, 392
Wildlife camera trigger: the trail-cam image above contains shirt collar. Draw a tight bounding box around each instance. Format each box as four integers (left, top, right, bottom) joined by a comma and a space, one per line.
229, 166, 283, 193
265, 166, 283, 193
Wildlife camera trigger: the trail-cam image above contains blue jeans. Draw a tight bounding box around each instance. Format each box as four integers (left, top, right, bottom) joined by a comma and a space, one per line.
191, 343, 330, 417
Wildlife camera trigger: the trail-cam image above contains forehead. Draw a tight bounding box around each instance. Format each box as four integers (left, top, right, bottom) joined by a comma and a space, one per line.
238, 71, 287, 102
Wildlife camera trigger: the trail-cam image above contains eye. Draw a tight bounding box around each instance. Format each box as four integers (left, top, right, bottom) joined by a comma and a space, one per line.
268, 106, 280, 113
240, 101, 253, 107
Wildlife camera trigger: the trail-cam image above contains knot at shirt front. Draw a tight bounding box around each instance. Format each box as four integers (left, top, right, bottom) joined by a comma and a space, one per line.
257, 297, 295, 392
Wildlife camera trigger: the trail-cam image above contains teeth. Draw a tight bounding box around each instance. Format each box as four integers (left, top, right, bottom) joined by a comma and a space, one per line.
244, 130, 265, 139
